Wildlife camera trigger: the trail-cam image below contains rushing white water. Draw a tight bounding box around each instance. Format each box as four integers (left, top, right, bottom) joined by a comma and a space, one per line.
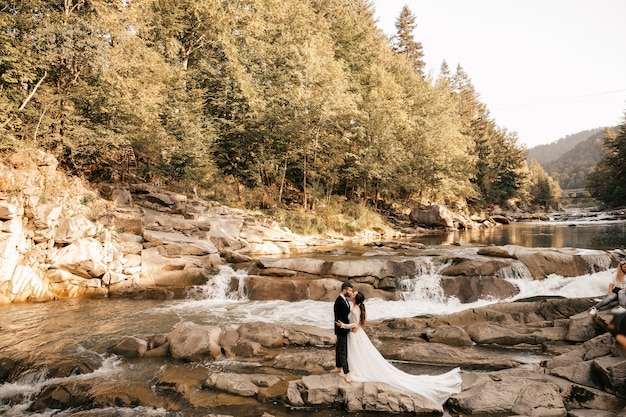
0, 251, 618, 417
0, 356, 123, 417
152, 262, 615, 330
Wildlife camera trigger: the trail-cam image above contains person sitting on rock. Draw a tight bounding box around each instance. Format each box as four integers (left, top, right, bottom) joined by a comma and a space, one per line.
589, 260, 626, 315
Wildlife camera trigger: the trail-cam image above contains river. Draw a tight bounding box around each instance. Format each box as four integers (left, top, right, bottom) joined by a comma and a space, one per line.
1, 216, 624, 416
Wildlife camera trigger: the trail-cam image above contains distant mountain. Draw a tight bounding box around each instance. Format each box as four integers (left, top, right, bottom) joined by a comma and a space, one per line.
526, 128, 606, 165
540, 130, 607, 190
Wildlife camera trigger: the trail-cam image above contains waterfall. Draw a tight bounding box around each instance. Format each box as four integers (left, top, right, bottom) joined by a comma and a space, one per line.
580, 250, 613, 273
495, 261, 534, 280
397, 260, 447, 303
187, 265, 249, 300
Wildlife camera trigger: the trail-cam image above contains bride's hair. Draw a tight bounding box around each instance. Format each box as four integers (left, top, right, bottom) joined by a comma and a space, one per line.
355, 292, 366, 326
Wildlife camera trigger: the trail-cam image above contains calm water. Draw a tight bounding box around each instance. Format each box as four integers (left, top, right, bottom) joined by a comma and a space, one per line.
412, 219, 626, 250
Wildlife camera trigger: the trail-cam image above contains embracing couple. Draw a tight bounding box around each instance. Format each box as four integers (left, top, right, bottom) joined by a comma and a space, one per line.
333, 282, 462, 406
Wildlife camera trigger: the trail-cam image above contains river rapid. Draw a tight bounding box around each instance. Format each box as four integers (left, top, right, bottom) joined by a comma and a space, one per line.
1, 214, 625, 416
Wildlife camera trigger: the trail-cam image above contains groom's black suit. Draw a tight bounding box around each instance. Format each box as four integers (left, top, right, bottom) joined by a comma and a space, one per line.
334, 294, 351, 374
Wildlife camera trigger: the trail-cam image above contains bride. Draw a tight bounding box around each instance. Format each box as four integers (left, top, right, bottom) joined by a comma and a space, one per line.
336, 291, 462, 405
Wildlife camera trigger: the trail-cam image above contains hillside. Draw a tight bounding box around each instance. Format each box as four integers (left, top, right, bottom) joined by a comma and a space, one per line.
526, 127, 623, 191
527, 128, 606, 165
541, 130, 607, 190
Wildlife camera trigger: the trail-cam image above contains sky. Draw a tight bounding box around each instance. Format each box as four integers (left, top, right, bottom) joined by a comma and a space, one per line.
370, 0, 626, 149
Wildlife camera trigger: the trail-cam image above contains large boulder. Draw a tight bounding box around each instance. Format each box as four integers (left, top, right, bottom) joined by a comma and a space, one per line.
49, 238, 107, 279
409, 205, 455, 229
448, 370, 567, 416
140, 247, 213, 287
167, 322, 223, 361
440, 275, 519, 303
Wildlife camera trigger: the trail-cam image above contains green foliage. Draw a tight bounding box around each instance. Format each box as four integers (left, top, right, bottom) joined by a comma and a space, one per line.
587, 117, 626, 207
1, 0, 533, 216
392, 5, 425, 76
541, 129, 606, 190
527, 158, 562, 208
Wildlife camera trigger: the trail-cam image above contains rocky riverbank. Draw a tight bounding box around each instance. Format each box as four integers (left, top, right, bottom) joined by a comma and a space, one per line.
3, 297, 625, 416
1, 151, 626, 416
0, 150, 622, 307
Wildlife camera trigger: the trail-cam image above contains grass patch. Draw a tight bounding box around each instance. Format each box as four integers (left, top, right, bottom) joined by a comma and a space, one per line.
270, 198, 393, 236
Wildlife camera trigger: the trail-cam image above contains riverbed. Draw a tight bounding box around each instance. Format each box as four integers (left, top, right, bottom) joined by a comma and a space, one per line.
1, 216, 624, 416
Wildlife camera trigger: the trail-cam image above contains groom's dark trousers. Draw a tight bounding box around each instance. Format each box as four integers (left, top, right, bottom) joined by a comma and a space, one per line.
334, 295, 350, 374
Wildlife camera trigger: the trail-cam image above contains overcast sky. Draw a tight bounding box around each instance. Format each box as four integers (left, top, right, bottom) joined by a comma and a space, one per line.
371, 0, 626, 149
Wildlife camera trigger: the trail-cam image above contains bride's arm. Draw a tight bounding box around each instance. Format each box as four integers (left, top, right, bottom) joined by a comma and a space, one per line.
337, 320, 358, 329
338, 308, 360, 329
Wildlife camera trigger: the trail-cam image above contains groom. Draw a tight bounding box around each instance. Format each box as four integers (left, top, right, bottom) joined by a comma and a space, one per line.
334, 281, 353, 382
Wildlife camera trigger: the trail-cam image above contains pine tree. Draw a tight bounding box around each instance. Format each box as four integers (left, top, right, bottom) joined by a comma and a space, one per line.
392, 5, 425, 77
587, 118, 626, 207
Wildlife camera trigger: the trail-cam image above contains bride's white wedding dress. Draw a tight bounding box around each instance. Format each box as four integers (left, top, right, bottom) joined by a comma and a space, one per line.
344, 307, 462, 405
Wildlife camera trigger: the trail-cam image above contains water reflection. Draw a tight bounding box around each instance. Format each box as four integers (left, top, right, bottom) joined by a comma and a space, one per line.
412, 221, 626, 250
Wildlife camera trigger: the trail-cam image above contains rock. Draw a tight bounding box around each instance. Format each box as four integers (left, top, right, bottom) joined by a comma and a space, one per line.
237, 322, 284, 348
53, 216, 97, 243
107, 285, 174, 300
283, 325, 335, 346
204, 372, 260, 397
542, 333, 615, 369
144, 341, 169, 358
167, 322, 223, 361
549, 360, 603, 390
109, 336, 148, 358
426, 325, 474, 347
30, 382, 93, 412
232, 339, 262, 357
271, 351, 334, 373
345, 381, 442, 414
140, 247, 213, 287
466, 322, 568, 345
221, 249, 252, 263
243, 275, 308, 302
592, 356, 626, 396
477, 245, 612, 279
448, 371, 566, 416
287, 373, 443, 414
440, 275, 519, 303
49, 238, 107, 279
379, 341, 470, 367
409, 205, 454, 229
0, 199, 19, 220
511, 384, 566, 417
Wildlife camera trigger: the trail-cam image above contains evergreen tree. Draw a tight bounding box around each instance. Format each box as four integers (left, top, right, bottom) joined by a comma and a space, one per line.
392, 5, 425, 77
446, 65, 527, 206
587, 118, 626, 207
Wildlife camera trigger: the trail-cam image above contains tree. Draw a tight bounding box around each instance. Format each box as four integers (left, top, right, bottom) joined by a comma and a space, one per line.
392, 5, 425, 77
528, 157, 561, 208
587, 120, 626, 207
444, 64, 527, 206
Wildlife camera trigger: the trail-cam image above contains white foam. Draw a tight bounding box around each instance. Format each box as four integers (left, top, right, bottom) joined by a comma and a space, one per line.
154, 264, 617, 329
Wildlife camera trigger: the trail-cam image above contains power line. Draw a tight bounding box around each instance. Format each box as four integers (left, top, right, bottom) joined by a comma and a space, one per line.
492, 88, 626, 110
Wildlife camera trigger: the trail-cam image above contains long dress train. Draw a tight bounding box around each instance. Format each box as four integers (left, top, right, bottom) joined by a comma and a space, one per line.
345, 308, 462, 405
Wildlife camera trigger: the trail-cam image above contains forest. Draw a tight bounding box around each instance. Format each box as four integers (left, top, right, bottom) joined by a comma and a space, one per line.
1, 0, 567, 223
